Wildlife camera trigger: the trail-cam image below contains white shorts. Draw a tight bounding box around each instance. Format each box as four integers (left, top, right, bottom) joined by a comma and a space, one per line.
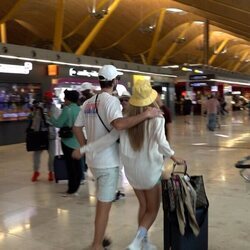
90, 167, 119, 202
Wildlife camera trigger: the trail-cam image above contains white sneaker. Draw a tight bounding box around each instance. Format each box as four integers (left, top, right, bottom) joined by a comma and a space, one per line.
142, 240, 157, 250
126, 240, 142, 250
61, 192, 79, 197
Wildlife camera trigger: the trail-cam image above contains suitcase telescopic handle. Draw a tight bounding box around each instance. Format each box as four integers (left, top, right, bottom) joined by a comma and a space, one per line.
171, 161, 188, 175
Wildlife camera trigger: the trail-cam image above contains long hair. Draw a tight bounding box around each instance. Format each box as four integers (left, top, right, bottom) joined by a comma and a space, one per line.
127, 101, 158, 151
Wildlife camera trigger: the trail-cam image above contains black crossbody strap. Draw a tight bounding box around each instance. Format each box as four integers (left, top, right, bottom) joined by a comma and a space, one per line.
95, 94, 110, 132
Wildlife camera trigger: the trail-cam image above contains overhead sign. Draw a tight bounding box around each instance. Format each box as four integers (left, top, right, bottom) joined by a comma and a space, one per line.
189, 74, 215, 81
47, 64, 58, 76
189, 82, 208, 87
69, 68, 98, 77
0, 62, 32, 74
189, 81, 215, 87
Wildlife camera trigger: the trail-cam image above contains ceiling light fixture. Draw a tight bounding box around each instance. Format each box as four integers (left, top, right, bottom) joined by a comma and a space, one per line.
0, 54, 177, 78
213, 46, 227, 55
166, 8, 184, 13
175, 37, 186, 44
181, 67, 192, 72
194, 69, 203, 74
139, 24, 156, 33
210, 79, 250, 86
188, 63, 203, 67
161, 65, 179, 69
120, 68, 177, 78
193, 21, 204, 25
87, 0, 112, 19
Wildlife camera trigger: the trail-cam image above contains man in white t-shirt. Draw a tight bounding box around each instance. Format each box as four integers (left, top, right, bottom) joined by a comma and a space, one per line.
73, 65, 161, 250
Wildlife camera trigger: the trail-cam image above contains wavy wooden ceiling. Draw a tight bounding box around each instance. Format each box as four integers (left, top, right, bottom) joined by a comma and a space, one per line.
0, 0, 249, 75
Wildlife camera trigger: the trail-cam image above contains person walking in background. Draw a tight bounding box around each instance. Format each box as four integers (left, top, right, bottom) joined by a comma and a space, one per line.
79, 83, 95, 181
218, 95, 228, 115
43, 91, 57, 181
49, 90, 82, 196
113, 90, 132, 201
73, 79, 184, 250
73, 65, 162, 250
79, 82, 95, 105
119, 90, 131, 115
152, 85, 172, 142
28, 99, 55, 182
183, 95, 192, 124
204, 94, 220, 131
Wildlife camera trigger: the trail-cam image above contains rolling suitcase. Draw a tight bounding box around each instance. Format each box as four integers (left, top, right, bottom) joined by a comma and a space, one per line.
54, 155, 68, 183
53, 138, 68, 183
164, 207, 208, 250
162, 163, 209, 250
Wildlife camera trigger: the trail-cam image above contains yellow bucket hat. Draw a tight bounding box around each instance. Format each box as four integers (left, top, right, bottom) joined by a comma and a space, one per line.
129, 79, 158, 107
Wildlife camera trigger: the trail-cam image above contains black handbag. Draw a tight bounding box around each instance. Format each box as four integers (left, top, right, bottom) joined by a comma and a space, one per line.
58, 126, 73, 138
162, 162, 209, 211
189, 175, 209, 209
26, 129, 49, 151
58, 107, 74, 138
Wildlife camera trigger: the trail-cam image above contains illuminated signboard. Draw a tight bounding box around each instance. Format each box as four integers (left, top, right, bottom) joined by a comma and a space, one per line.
211, 86, 218, 92
47, 65, 58, 76
189, 82, 208, 87
190, 79, 215, 87
189, 74, 215, 81
0, 62, 32, 74
69, 68, 98, 77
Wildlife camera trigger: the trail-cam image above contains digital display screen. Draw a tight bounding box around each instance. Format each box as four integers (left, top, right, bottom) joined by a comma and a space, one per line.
211, 86, 218, 92
189, 82, 208, 87
0, 83, 41, 122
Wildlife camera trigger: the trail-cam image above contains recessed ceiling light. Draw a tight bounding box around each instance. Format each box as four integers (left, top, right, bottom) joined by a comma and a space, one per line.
193, 21, 204, 25
210, 79, 250, 86
181, 67, 192, 72
161, 65, 179, 69
214, 31, 224, 35
192, 143, 208, 146
194, 69, 203, 74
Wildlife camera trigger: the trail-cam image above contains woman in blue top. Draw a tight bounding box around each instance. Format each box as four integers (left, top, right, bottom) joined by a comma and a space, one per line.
49, 90, 81, 196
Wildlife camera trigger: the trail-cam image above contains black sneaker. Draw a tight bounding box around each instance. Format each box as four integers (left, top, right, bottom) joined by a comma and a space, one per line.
113, 191, 126, 202
102, 237, 112, 248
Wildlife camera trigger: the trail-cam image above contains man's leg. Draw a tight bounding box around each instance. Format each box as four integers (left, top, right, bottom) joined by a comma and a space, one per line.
207, 114, 214, 131
91, 201, 112, 249
90, 167, 119, 249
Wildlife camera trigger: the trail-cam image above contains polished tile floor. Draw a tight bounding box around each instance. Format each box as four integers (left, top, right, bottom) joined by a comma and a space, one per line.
0, 111, 250, 250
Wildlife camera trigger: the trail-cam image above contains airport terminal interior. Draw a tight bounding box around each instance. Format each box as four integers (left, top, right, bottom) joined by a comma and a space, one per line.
0, 113, 250, 250
0, 0, 250, 250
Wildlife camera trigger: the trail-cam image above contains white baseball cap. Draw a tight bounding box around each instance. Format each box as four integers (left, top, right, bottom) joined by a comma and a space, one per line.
81, 82, 93, 91
120, 90, 131, 98
98, 65, 123, 81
